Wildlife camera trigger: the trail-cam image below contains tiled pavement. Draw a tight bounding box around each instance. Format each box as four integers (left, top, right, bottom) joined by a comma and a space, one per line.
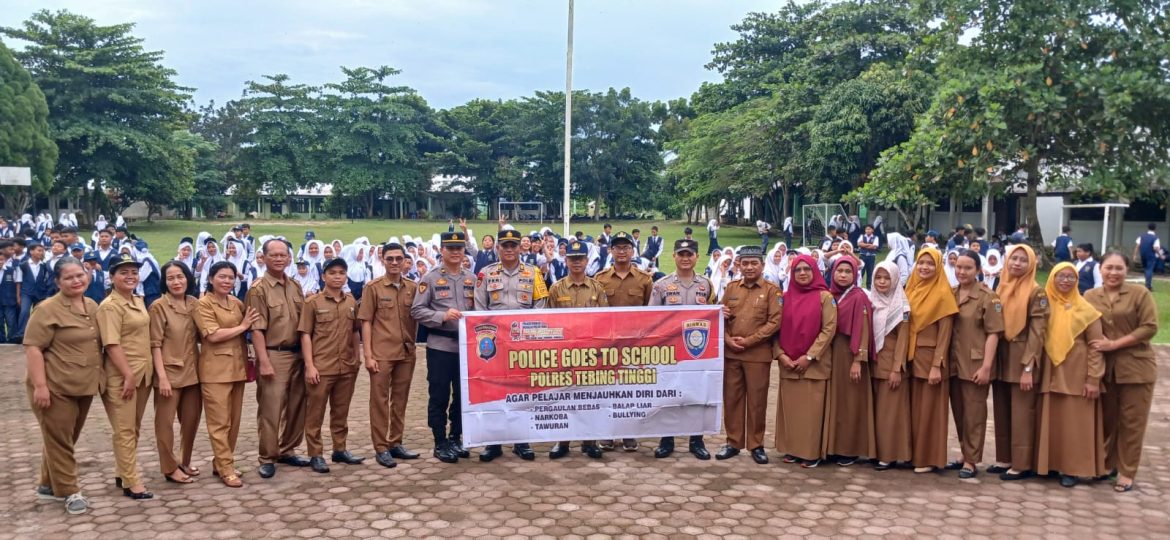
1, 345, 1167, 539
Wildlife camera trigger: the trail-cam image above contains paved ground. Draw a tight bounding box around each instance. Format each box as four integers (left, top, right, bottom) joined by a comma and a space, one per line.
1, 345, 1167, 539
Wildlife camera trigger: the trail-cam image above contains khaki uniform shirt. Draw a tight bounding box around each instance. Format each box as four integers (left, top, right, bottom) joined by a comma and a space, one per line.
721, 278, 782, 363
1041, 321, 1105, 395
1085, 283, 1159, 384
148, 294, 200, 388
193, 294, 248, 384
474, 262, 549, 310
357, 276, 418, 363
547, 276, 609, 308
23, 293, 103, 396
245, 273, 305, 348
410, 266, 477, 353
872, 321, 910, 380
299, 291, 359, 376
97, 293, 153, 388
998, 288, 1048, 383
649, 272, 714, 306
949, 284, 1005, 381
595, 265, 653, 307
778, 291, 837, 381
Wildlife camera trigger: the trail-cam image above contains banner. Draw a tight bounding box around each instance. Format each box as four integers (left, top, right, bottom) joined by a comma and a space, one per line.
458, 305, 723, 446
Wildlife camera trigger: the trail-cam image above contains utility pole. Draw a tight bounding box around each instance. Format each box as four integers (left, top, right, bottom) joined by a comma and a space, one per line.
562, 0, 574, 238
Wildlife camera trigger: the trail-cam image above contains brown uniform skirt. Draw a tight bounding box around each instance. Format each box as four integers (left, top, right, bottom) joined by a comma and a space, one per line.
825, 334, 875, 458
1036, 392, 1106, 478
774, 378, 828, 461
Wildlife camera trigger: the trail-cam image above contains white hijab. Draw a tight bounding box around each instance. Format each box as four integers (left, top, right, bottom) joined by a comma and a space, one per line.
340, 244, 368, 283
983, 248, 1004, 279
95, 215, 108, 231
763, 242, 788, 287
867, 261, 910, 352
944, 248, 960, 287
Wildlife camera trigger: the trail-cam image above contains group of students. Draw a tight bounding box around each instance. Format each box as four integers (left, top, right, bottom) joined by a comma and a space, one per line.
20, 219, 1158, 519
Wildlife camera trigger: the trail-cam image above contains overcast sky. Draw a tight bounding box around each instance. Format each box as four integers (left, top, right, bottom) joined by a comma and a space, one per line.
1, 0, 781, 109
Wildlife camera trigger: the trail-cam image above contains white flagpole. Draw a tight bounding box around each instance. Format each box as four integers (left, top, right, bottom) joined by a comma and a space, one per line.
562, 0, 574, 238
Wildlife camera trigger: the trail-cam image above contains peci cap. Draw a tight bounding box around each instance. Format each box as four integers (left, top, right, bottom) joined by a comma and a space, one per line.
497, 229, 523, 245
673, 239, 699, 254
736, 245, 765, 260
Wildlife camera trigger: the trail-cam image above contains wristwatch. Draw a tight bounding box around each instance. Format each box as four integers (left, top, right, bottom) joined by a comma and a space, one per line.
807, 355, 816, 362
1023, 365, 1033, 373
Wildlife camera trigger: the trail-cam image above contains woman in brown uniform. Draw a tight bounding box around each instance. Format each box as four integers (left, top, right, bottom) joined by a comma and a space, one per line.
150, 261, 202, 484
775, 254, 837, 468
194, 261, 259, 488
97, 253, 155, 500
992, 244, 1047, 480
904, 247, 958, 473
946, 250, 1003, 478
1085, 252, 1158, 492
1036, 263, 1105, 488
24, 258, 101, 514
825, 257, 875, 466
868, 261, 911, 470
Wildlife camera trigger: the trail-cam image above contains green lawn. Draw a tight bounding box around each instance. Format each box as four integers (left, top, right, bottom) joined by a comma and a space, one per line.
127, 219, 1170, 343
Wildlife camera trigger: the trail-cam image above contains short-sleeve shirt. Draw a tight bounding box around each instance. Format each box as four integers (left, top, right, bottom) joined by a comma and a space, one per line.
356, 276, 418, 363
194, 294, 248, 384
595, 266, 653, 307
148, 294, 200, 388
949, 284, 1005, 380
409, 266, 476, 353
474, 262, 549, 310
23, 293, 103, 396
547, 276, 609, 308
649, 273, 714, 306
245, 273, 304, 348
298, 291, 359, 376
97, 292, 153, 388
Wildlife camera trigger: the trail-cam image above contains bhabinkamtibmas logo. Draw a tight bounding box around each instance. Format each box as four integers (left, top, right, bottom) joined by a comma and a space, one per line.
475, 323, 498, 362
682, 319, 710, 359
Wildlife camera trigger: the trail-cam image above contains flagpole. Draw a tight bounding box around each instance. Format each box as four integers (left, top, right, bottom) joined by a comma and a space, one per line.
562, 0, 574, 238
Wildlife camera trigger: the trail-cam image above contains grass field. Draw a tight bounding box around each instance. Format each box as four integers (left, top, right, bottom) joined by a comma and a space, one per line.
127, 219, 1170, 343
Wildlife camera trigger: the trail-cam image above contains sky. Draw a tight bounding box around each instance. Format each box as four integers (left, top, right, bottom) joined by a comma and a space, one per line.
1, 0, 782, 109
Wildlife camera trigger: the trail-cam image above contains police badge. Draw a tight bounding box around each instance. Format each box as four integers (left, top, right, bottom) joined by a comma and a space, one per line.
475, 323, 499, 362
682, 319, 710, 359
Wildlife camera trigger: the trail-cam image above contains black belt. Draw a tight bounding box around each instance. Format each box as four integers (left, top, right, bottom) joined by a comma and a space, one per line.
266, 345, 301, 353
427, 328, 458, 339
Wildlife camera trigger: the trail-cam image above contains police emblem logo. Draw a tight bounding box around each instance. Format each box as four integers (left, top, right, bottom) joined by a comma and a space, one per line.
418, 282, 427, 293
437, 278, 448, 286
682, 319, 710, 358
475, 323, 498, 362
1039, 298, 1048, 309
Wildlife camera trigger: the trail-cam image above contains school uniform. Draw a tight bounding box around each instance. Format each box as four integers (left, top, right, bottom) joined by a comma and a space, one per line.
149, 295, 202, 477
0, 261, 20, 342
16, 258, 52, 340
299, 290, 360, 460
357, 276, 419, 455
84, 267, 106, 305
193, 294, 249, 479
96, 292, 154, 489
140, 258, 162, 308
948, 284, 1004, 465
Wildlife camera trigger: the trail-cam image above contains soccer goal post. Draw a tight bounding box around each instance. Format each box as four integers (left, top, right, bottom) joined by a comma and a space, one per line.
800, 203, 848, 247
499, 201, 545, 223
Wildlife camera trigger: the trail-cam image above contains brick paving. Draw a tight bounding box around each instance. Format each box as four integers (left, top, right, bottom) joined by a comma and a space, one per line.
1, 344, 1167, 539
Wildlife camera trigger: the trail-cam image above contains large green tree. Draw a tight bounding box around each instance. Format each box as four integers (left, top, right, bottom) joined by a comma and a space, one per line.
434, 99, 526, 220
2, 9, 192, 218
0, 40, 56, 214
191, 100, 247, 217
236, 74, 323, 214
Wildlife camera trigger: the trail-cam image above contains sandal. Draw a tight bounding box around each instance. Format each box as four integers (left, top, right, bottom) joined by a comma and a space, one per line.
164, 472, 194, 484
1114, 481, 1135, 492
178, 464, 201, 477
221, 474, 243, 488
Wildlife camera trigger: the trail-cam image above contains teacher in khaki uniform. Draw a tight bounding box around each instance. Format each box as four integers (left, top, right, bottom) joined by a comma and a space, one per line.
716, 246, 781, 464
149, 261, 202, 485
474, 228, 549, 462
594, 231, 654, 452
96, 252, 155, 500
648, 239, 715, 460
359, 242, 420, 468
246, 238, 309, 478
24, 257, 102, 515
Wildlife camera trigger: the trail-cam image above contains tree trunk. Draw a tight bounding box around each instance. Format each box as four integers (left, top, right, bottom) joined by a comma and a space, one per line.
781, 183, 790, 223
1023, 157, 1050, 266
366, 192, 374, 218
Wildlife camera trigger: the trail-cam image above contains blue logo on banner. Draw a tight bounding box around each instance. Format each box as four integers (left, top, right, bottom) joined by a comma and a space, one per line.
682, 319, 710, 359
474, 323, 498, 362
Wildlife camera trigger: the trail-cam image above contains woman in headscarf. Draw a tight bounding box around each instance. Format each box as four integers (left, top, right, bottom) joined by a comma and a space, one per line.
175, 239, 196, 271
302, 239, 325, 288
196, 239, 224, 296
824, 257, 875, 466
707, 218, 721, 254
991, 244, 1046, 481
763, 243, 788, 288
868, 261, 911, 470
904, 247, 958, 473
711, 252, 735, 302
943, 249, 961, 288
339, 244, 369, 301
223, 238, 250, 301
704, 249, 723, 278
774, 254, 837, 468
293, 259, 319, 297
1035, 263, 1105, 488
982, 248, 1004, 290
946, 250, 1003, 479
192, 232, 213, 277
885, 232, 914, 288
135, 240, 163, 308
114, 215, 125, 229
328, 239, 344, 260
1084, 252, 1159, 492
94, 215, 108, 232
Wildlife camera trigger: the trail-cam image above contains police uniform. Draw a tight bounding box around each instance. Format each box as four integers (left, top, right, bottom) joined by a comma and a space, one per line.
649, 239, 715, 460
409, 231, 477, 463
546, 241, 608, 459
474, 229, 548, 461
357, 271, 419, 466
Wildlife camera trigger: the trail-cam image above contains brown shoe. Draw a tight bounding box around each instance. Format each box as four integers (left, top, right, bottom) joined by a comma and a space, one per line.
221, 474, 243, 488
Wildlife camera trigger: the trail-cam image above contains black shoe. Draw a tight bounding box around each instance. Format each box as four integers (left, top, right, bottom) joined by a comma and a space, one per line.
622, 439, 638, 452
654, 437, 674, 459
944, 460, 964, 471
715, 446, 740, 460
309, 456, 330, 473
113, 477, 123, 488
689, 436, 711, 460
376, 451, 399, 468
751, 447, 769, 465
331, 450, 365, 465
258, 464, 276, 478
448, 438, 470, 459
513, 443, 535, 461
959, 467, 978, 479
549, 442, 570, 460
388, 445, 420, 460
1000, 470, 1035, 481
277, 455, 310, 467
1060, 475, 1078, 488
986, 464, 1009, 474
874, 461, 893, 471
837, 456, 860, 467
122, 488, 154, 500
432, 441, 458, 464
583, 444, 604, 459
479, 445, 503, 462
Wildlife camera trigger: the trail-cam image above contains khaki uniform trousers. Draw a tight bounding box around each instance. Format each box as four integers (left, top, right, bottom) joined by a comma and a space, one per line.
202, 381, 244, 476
305, 372, 358, 456
370, 360, 416, 452
154, 384, 203, 474
992, 380, 1038, 470
723, 359, 771, 450
102, 378, 152, 487
256, 350, 307, 463
1102, 382, 1155, 478
30, 385, 92, 497
950, 378, 990, 464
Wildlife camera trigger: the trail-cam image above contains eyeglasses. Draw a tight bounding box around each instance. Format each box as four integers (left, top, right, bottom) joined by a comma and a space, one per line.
1054, 274, 1078, 283
793, 267, 814, 274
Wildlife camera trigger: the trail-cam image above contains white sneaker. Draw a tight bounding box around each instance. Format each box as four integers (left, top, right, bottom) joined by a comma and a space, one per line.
65, 493, 88, 515
36, 485, 64, 501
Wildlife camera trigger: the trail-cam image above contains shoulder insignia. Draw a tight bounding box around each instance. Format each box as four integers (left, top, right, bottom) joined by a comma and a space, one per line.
994, 301, 1002, 313
1039, 298, 1048, 308
419, 282, 427, 293
464, 278, 474, 286
903, 311, 910, 322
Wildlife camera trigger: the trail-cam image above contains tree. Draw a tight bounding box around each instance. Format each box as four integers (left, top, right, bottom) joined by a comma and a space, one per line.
173, 128, 226, 218
0, 40, 56, 215
434, 99, 526, 220
191, 100, 248, 217
2, 9, 192, 219
236, 74, 323, 215
574, 88, 663, 219
118, 129, 195, 221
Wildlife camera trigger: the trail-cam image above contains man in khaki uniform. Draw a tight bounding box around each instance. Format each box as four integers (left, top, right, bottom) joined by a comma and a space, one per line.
474, 228, 549, 462
716, 246, 781, 464
594, 231, 653, 451
246, 238, 309, 478
546, 240, 608, 460
649, 239, 715, 460
359, 242, 420, 468
299, 258, 363, 473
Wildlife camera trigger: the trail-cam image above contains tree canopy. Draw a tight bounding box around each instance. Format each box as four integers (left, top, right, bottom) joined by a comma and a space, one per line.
0, 40, 56, 214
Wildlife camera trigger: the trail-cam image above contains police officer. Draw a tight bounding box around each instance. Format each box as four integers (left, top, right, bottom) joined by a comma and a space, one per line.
474, 229, 549, 461
594, 231, 653, 451
410, 231, 477, 463
648, 238, 714, 460
546, 240, 608, 460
